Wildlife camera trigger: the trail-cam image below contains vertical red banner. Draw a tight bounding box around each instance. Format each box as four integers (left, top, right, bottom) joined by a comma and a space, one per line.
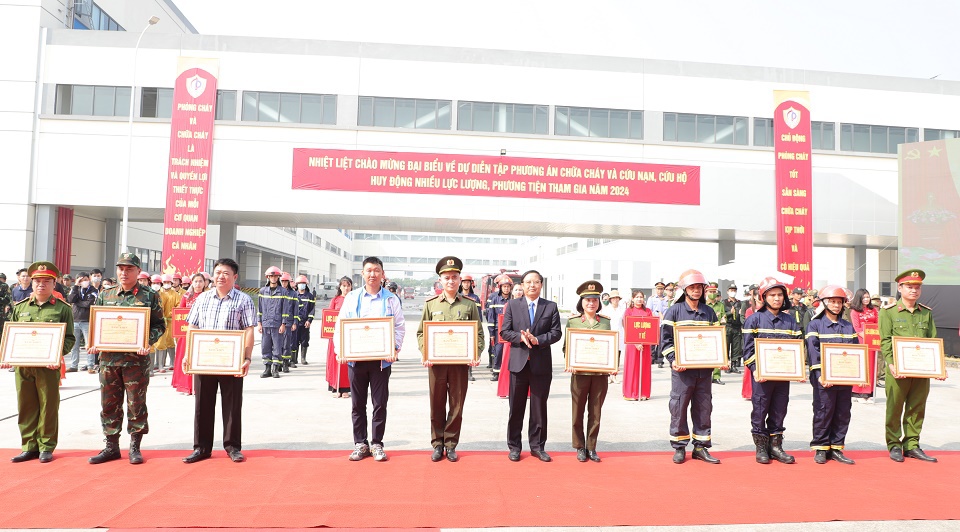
774, 91, 813, 289
160, 57, 219, 277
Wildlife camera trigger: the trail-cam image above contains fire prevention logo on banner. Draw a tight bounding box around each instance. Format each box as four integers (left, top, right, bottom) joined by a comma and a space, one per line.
782, 106, 801, 130
186, 74, 207, 99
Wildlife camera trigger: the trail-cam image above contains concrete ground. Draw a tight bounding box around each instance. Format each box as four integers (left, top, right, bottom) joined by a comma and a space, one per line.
2, 297, 958, 529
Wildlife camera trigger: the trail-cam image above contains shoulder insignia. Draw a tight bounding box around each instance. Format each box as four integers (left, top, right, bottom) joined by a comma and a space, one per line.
597, 313, 610, 320
568, 313, 581, 319
13, 298, 30, 306
881, 301, 898, 310
425, 295, 440, 302
918, 303, 932, 310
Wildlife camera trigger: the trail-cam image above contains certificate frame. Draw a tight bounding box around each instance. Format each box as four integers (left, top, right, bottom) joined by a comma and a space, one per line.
338, 317, 396, 362
564, 329, 619, 374
89, 305, 151, 352
754, 338, 806, 381
0, 322, 66, 367
185, 329, 245, 376
674, 325, 727, 368
892, 337, 946, 378
624, 316, 660, 345
820, 343, 869, 386
421, 320, 479, 365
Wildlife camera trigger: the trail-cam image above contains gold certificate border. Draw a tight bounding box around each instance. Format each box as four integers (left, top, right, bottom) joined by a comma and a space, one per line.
422, 320, 479, 365
338, 317, 395, 362
185, 329, 245, 375
820, 343, 869, 386
0, 322, 66, 367
754, 338, 806, 381
892, 336, 946, 378
89, 305, 151, 352
564, 329, 619, 374
675, 325, 728, 368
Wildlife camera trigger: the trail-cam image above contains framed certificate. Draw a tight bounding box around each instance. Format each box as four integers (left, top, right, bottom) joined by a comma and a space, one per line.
320, 309, 338, 340
0, 322, 66, 367
862, 325, 881, 351
623, 316, 660, 345
754, 338, 806, 381
564, 329, 619, 374
892, 337, 946, 378
674, 325, 727, 368
171, 308, 190, 340
422, 321, 479, 364
89, 306, 151, 352
185, 329, 245, 375
338, 317, 395, 362
820, 343, 869, 386
497, 314, 507, 344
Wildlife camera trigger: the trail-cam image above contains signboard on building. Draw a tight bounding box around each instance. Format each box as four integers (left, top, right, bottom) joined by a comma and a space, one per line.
774, 90, 813, 289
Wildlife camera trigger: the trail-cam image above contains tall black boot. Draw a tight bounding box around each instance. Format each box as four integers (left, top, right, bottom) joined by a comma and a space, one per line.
89, 435, 121, 464
752, 433, 770, 464
271, 363, 280, 378
769, 434, 795, 464
300, 346, 308, 365
261, 363, 272, 378
129, 433, 144, 465
282, 360, 290, 373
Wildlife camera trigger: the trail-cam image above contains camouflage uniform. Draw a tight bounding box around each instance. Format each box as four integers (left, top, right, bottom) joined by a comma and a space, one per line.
0, 280, 11, 324
94, 283, 165, 436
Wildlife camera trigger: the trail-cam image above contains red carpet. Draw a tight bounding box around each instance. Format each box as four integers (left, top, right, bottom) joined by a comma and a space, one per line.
1, 449, 958, 528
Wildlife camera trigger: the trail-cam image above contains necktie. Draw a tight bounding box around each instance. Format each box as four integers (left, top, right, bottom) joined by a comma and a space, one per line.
529, 302, 535, 325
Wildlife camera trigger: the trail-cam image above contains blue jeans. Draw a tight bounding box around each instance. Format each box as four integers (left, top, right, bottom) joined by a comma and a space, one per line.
68, 321, 90, 369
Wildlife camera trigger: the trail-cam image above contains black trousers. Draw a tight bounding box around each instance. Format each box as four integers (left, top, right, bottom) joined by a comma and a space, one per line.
194, 374, 243, 452
507, 361, 552, 452
349, 361, 391, 445
668, 368, 713, 449
810, 376, 852, 449
726, 326, 743, 365
751, 379, 790, 435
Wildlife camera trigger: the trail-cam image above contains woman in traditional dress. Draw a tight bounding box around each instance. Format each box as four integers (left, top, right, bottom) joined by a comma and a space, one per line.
849, 288, 879, 404
496, 283, 526, 398
325, 276, 353, 398
171, 273, 206, 395
622, 290, 653, 400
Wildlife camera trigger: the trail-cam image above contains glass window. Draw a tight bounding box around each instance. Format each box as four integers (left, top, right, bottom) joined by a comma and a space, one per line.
628, 111, 643, 139
715, 115, 734, 144
663, 112, 676, 141
536, 106, 548, 135
555, 107, 569, 135
322, 95, 337, 124
589, 109, 609, 137
258, 92, 280, 122
696, 115, 715, 143
242, 91, 258, 121
358, 96, 373, 126
300, 94, 322, 124
676, 113, 696, 141
609, 110, 628, 139
457, 102, 472, 130
734, 117, 748, 145
396, 98, 416, 128
754, 118, 773, 146
853, 124, 870, 152
906, 128, 918, 143
241, 91, 333, 124
569, 107, 589, 136
74, 85, 94, 115
373, 98, 394, 127
359, 97, 449, 129
279, 93, 300, 123
870, 126, 887, 154
215, 90, 236, 120
888, 127, 905, 151
924, 128, 960, 141
140, 88, 173, 118
811, 121, 835, 150
437, 101, 451, 129
514, 104, 534, 134
92, 86, 116, 116
91, 4, 101, 29
472, 102, 493, 132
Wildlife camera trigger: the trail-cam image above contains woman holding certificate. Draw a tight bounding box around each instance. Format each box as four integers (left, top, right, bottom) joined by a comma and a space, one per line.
849, 288, 878, 403
172, 273, 206, 395
660, 270, 722, 465
496, 283, 526, 398
622, 290, 652, 401
805, 285, 858, 465
742, 277, 803, 465
325, 276, 353, 398
564, 281, 612, 463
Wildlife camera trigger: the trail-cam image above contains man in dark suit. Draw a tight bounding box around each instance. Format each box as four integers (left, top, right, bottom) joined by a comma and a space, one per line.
500, 270, 562, 462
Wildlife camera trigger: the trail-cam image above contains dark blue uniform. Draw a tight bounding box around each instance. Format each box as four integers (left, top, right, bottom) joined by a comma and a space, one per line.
743, 308, 803, 436
258, 284, 293, 368
485, 292, 510, 370
805, 313, 858, 450
660, 299, 720, 449
294, 289, 316, 363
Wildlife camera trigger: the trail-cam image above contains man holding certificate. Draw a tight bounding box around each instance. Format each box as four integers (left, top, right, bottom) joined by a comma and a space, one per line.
87, 252, 165, 465
334, 257, 405, 462
417, 256, 483, 463
3, 261, 75, 463
742, 277, 803, 465
660, 270, 722, 465
563, 281, 612, 463
182, 258, 256, 464
880, 269, 943, 463
804, 285, 858, 465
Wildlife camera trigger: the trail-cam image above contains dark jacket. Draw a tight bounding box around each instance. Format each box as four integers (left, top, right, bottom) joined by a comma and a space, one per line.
67, 284, 98, 322
500, 297, 562, 375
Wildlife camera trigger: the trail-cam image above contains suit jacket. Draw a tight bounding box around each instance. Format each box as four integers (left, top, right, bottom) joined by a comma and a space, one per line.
501, 297, 562, 375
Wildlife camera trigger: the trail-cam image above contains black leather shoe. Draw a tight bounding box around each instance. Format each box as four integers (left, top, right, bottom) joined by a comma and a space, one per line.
830, 450, 855, 465
729, 366, 741, 374
588, 450, 601, 463
576, 448, 587, 462
692, 447, 720, 464
531, 450, 552, 462
657, 362, 664, 368
490, 373, 499, 381
39, 451, 53, 463
889, 447, 904, 462
673, 448, 685, 464
431, 447, 444, 462
182, 450, 212, 464
446, 448, 458, 462
712, 378, 725, 385
905, 448, 938, 463
508, 450, 521, 462
814, 450, 828, 464
227, 449, 245, 463
10, 451, 39, 463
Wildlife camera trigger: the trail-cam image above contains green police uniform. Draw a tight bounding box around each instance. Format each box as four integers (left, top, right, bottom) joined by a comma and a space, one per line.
9, 262, 75, 456
93, 253, 165, 438
879, 269, 936, 455
565, 281, 611, 459
417, 256, 484, 456
705, 282, 725, 381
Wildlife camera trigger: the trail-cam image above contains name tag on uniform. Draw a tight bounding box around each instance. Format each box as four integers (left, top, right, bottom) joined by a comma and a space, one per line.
432, 311, 445, 321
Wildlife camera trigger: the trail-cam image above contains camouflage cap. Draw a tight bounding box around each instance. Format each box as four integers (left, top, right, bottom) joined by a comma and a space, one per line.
116, 252, 142, 269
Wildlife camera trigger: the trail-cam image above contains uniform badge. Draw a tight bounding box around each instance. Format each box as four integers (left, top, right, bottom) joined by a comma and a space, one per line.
37, 264, 47, 271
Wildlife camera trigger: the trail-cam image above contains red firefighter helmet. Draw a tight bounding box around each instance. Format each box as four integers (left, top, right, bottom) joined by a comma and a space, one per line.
201, 272, 211, 281
280, 272, 292, 282
675, 269, 708, 303
817, 285, 849, 303
150, 274, 162, 284
758, 276, 792, 310
264, 266, 282, 277
160, 274, 173, 284
462, 275, 474, 281
138, 272, 150, 280
296, 275, 309, 284
180, 273, 192, 282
